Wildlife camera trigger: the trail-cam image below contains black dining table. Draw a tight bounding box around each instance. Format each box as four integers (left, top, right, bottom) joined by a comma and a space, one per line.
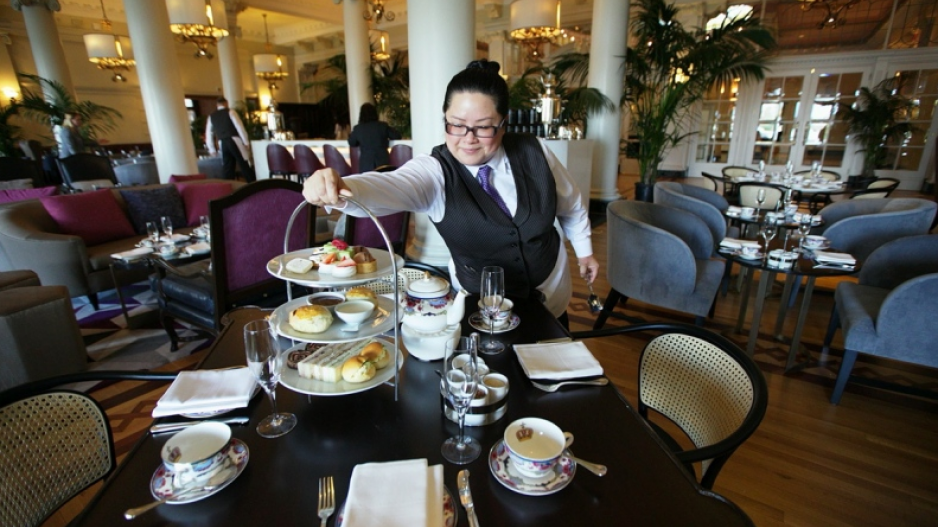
71, 297, 753, 526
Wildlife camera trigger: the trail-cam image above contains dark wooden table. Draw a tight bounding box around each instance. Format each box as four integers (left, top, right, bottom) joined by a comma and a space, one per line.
71, 298, 753, 526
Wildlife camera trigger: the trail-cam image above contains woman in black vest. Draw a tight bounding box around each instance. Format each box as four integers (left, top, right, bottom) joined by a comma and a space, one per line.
303, 60, 599, 323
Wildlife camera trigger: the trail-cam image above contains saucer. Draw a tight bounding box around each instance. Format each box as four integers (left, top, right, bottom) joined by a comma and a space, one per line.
150, 438, 249, 504
335, 485, 457, 527
488, 439, 575, 496
737, 251, 764, 260
469, 312, 520, 334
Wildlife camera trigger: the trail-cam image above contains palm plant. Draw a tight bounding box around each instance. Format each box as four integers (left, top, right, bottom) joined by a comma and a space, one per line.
17, 73, 121, 146
625, 0, 775, 189
838, 77, 915, 179
0, 103, 22, 157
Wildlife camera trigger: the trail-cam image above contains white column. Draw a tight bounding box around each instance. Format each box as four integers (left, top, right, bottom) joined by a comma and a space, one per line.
587, 0, 628, 203
12, 0, 75, 99
124, 0, 198, 180
343, 0, 372, 125
405, 0, 475, 266
219, 0, 245, 104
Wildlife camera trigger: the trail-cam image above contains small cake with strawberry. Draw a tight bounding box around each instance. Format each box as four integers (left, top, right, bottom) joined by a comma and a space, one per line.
318, 239, 358, 276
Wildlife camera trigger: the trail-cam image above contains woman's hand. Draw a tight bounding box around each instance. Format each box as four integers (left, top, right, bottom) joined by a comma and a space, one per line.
578, 255, 600, 284
302, 168, 353, 206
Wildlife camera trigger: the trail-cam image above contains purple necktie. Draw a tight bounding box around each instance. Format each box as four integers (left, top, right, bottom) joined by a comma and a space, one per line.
477, 165, 511, 218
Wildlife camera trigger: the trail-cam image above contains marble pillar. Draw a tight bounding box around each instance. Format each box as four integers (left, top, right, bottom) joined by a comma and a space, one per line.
124, 0, 198, 180
12, 0, 75, 99
219, 0, 245, 104
404, 0, 475, 266
586, 0, 628, 203
343, 0, 372, 126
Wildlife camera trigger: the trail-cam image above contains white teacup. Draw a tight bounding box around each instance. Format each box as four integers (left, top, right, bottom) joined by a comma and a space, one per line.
161, 422, 231, 488
483, 373, 509, 404
740, 241, 761, 256
504, 417, 574, 478
478, 298, 513, 328
159, 244, 177, 256
804, 235, 828, 249
740, 206, 756, 218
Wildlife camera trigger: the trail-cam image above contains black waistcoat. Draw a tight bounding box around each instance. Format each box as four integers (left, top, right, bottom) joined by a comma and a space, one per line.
209, 109, 237, 140
431, 134, 559, 298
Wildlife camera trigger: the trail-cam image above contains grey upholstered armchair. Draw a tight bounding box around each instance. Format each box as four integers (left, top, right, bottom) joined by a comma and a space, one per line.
593, 200, 726, 329
654, 182, 739, 250
822, 235, 938, 404
817, 198, 937, 261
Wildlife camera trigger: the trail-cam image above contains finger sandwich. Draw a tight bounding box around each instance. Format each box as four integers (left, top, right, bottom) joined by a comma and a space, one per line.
297, 338, 377, 383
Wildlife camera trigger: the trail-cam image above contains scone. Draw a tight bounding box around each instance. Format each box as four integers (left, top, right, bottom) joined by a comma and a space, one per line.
359, 341, 391, 369
289, 305, 333, 333
345, 287, 378, 306
342, 355, 377, 383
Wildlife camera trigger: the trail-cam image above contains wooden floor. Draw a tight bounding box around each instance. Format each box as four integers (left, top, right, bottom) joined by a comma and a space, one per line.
43, 177, 938, 527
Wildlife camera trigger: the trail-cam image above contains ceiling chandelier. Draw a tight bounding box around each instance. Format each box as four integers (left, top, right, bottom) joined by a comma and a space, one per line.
83, 0, 135, 82
254, 13, 288, 92
509, 0, 565, 62
166, 0, 229, 59
363, 0, 395, 24
705, 4, 753, 32
799, 0, 863, 29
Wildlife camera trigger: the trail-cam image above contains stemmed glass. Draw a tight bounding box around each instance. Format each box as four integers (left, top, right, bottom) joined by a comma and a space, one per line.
440, 336, 480, 464
755, 188, 767, 217
797, 213, 813, 253
146, 221, 160, 246
479, 266, 506, 355
759, 217, 778, 260
160, 216, 173, 243
244, 319, 296, 438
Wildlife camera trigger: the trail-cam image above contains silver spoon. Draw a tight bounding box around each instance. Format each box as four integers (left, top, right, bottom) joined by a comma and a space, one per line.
584, 277, 603, 313
124, 484, 220, 519
531, 378, 609, 392
565, 452, 608, 477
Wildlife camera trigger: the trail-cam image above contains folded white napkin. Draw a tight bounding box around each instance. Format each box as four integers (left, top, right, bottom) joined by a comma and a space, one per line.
152, 368, 256, 418
161, 233, 189, 244
719, 237, 743, 249
185, 242, 211, 255
513, 341, 604, 380
111, 247, 152, 260
343, 459, 443, 527
814, 251, 856, 265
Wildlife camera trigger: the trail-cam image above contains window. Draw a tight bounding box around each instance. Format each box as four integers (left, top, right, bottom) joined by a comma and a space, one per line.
752, 76, 802, 165
696, 79, 738, 163
801, 72, 861, 168
883, 69, 938, 170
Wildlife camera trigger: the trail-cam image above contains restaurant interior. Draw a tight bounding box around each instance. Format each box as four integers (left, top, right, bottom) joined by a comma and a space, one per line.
1, 1, 937, 527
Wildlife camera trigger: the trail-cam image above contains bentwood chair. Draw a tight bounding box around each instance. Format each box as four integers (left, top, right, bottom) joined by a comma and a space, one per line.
293, 144, 325, 180
266, 143, 296, 181
571, 322, 768, 489
324, 144, 352, 177
850, 177, 900, 200
700, 172, 723, 195
56, 153, 119, 192
736, 182, 785, 212
343, 165, 410, 254
594, 201, 725, 329
361, 261, 450, 296
151, 179, 316, 350
822, 235, 938, 403
389, 144, 413, 167
0, 371, 177, 527
721, 165, 756, 200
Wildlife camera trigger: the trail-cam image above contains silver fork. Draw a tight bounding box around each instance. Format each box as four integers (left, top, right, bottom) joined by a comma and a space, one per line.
318, 476, 335, 527
531, 378, 609, 392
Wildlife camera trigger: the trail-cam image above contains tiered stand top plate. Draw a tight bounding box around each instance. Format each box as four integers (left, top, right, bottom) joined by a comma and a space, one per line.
267, 248, 404, 287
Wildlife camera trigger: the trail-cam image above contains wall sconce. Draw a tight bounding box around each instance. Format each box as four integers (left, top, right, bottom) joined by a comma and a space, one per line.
166, 0, 229, 59
2, 87, 18, 106
369, 29, 390, 62
84, 0, 135, 82
799, 0, 862, 29
253, 13, 288, 93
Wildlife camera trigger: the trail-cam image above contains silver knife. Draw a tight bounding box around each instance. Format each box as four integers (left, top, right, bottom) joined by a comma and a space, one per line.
150, 416, 249, 434
458, 469, 480, 527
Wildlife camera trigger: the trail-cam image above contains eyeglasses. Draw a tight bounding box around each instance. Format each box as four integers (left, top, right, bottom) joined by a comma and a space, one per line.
444, 119, 505, 138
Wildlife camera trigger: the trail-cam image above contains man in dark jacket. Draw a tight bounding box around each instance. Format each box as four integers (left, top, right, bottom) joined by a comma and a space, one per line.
205, 97, 256, 182
348, 103, 402, 172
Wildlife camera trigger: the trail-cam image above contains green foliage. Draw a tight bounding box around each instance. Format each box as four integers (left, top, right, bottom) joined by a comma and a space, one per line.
0, 103, 22, 157
837, 77, 916, 178
17, 73, 121, 145
233, 103, 266, 141
625, 0, 775, 184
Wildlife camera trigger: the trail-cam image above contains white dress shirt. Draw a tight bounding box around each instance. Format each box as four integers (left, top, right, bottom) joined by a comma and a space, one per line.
334, 140, 592, 317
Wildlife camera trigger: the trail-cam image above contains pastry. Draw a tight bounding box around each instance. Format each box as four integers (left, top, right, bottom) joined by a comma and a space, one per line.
285, 258, 314, 274
353, 251, 378, 274
342, 355, 377, 383
332, 260, 358, 278
345, 287, 378, 306
297, 339, 377, 382
359, 341, 391, 369
288, 305, 333, 334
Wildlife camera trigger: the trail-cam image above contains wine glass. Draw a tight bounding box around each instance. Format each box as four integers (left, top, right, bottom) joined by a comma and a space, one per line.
755, 188, 767, 213
199, 215, 210, 232
440, 336, 480, 464
479, 266, 506, 355
146, 221, 160, 246
244, 319, 296, 438
160, 216, 173, 243
797, 213, 813, 253
759, 218, 778, 259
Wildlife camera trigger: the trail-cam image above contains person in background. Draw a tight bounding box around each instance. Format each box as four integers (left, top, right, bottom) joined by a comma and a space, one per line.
348, 103, 402, 171
54, 111, 85, 158
303, 60, 599, 326
205, 97, 256, 182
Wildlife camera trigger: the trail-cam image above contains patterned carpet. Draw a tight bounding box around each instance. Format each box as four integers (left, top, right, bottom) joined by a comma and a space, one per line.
74, 283, 213, 371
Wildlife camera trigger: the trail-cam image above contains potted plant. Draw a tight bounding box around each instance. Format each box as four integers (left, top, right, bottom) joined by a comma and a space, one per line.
838, 77, 915, 187
625, 0, 775, 201
0, 103, 22, 157
16, 73, 121, 151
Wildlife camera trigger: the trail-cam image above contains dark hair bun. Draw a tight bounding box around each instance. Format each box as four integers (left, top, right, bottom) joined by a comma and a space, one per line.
466, 59, 501, 75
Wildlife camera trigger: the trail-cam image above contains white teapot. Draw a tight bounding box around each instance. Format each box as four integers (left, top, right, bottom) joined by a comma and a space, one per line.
400, 272, 468, 334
